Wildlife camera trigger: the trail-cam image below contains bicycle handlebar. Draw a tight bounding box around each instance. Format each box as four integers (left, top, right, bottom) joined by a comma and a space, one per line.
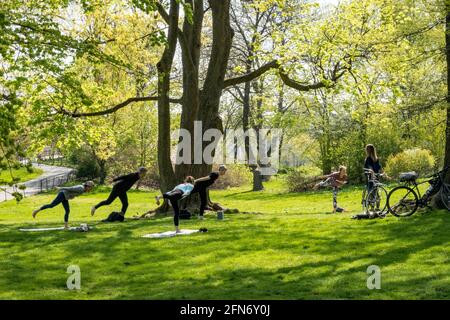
364, 169, 384, 176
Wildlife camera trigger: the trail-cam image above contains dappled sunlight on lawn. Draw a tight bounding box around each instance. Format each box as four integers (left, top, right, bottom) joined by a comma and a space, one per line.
0, 178, 450, 299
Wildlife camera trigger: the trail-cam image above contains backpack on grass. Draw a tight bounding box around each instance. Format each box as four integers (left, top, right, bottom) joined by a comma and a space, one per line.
102, 211, 125, 223
179, 209, 191, 220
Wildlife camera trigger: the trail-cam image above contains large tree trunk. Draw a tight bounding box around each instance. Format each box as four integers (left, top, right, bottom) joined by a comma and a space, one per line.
444, 5, 450, 183
189, 0, 234, 210
193, 0, 233, 177
431, 6, 450, 209
165, 0, 234, 214
175, 0, 204, 181
156, 0, 179, 195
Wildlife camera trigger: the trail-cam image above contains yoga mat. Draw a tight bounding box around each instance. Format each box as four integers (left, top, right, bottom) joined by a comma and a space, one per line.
20, 224, 91, 232
142, 229, 200, 239
20, 226, 66, 232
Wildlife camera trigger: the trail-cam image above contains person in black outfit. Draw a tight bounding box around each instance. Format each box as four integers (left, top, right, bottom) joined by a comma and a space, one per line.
190, 165, 227, 220
364, 144, 383, 191
91, 167, 148, 220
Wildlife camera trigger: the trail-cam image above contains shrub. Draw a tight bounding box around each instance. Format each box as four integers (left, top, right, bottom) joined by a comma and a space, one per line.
25, 164, 34, 173
286, 165, 322, 192
68, 150, 100, 180
385, 148, 436, 179
211, 164, 252, 189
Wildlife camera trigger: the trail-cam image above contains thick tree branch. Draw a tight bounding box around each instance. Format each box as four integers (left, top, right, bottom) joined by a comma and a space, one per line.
399, 97, 447, 114
223, 60, 279, 88
60, 95, 182, 118
279, 64, 347, 91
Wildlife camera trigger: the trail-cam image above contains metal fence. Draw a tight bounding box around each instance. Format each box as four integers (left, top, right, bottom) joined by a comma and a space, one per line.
38, 171, 77, 193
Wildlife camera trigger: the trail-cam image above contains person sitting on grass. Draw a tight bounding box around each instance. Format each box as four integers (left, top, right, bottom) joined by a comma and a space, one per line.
155, 176, 195, 233
313, 165, 348, 213
190, 165, 227, 220
32, 181, 95, 229
91, 167, 147, 222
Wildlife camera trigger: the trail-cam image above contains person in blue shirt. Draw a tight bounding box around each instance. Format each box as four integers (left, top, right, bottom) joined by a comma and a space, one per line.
155, 176, 195, 233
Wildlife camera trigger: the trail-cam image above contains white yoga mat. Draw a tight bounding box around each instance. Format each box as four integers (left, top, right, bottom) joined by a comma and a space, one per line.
20, 227, 66, 232
20, 225, 91, 232
142, 229, 200, 239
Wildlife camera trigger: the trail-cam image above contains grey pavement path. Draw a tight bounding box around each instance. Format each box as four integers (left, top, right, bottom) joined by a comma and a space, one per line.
0, 163, 75, 202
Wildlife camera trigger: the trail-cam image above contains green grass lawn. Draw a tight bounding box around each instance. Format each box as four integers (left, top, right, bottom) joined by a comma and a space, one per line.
0, 178, 449, 299
0, 167, 44, 185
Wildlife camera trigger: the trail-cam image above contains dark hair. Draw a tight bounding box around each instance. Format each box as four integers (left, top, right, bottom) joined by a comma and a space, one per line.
365, 144, 378, 162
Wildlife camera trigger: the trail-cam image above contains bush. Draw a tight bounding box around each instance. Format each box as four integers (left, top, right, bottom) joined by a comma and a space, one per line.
211, 164, 252, 189
286, 165, 322, 192
385, 148, 436, 179
68, 149, 100, 180
25, 163, 34, 173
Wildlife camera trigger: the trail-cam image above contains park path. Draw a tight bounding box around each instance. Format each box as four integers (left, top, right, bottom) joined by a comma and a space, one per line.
0, 163, 75, 202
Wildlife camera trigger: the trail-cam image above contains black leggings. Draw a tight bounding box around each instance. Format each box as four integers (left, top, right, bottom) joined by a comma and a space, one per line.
94, 187, 129, 214
40, 191, 70, 222
163, 189, 183, 227
191, 186, 207, 216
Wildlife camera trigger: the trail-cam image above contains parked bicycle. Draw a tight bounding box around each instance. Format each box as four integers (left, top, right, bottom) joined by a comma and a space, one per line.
361, 168, 389, 217
387, 165, 450, 217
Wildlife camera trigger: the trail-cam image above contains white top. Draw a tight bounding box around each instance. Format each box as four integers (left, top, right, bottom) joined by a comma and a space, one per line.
175, 183, 194, 196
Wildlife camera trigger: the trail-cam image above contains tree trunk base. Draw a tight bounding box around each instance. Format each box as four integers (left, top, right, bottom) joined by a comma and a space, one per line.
131, 200, 171, 220
132, 201, 241, 220
251, 167, 264, 191
431, 190, 446, 210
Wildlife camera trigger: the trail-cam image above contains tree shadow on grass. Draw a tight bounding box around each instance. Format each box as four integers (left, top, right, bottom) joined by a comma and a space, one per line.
1, 210, 450, 299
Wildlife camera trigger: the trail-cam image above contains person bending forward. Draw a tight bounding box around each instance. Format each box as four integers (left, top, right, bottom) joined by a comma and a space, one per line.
91, 167, 147, 220
155, 176, 195, 233
190, 165, 227, 220
32, 181, 95, 229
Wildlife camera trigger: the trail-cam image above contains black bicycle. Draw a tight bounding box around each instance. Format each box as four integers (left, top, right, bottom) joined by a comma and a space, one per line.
361, 168, 388, 217
387, 165, 450, 217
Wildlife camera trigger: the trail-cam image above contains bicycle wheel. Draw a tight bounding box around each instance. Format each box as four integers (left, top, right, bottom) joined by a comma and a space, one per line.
387, 186, 419, 217
440, 183, 450, 211
366, 186, 388, 216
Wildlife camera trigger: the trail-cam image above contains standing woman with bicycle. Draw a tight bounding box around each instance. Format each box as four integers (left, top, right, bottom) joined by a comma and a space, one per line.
364, 144, 383, 185
362, 144, 389, 217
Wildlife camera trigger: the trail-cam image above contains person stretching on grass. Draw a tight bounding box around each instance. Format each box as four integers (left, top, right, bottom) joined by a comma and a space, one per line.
314, 166, 348, 213
155, 176, 195, 233
190, 165, 227, 220
32, 181, 95, 229
91, 167, 147, 222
